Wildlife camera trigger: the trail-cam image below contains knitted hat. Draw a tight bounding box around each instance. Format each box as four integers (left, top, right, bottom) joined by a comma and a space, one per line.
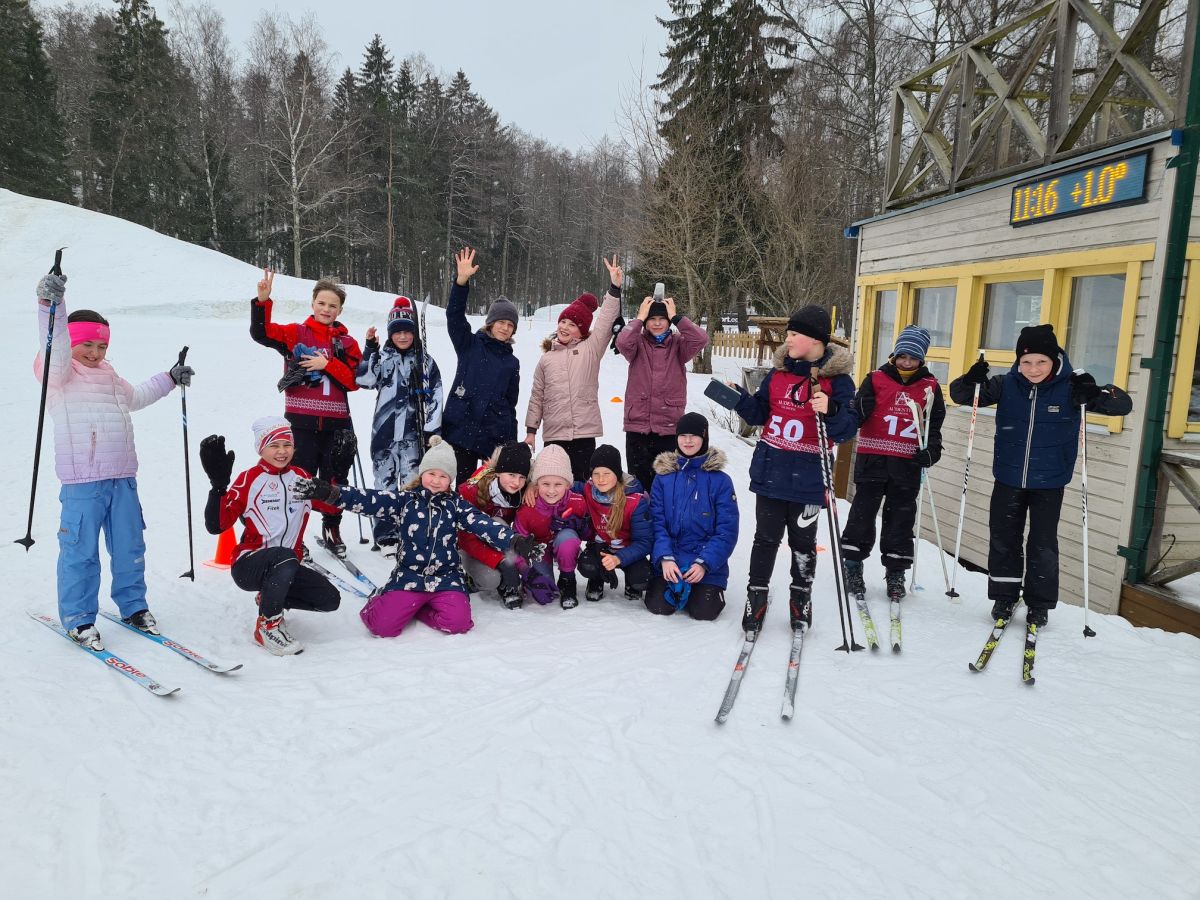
387, 296, 417, 336
675, 411, 710, 455
786, 305, 831, 344
891, 325, 931, 363
418, 436, 457, 481
494, 441, 532, 478
485, 296, 520, 328
531, 444, 573, 484
646, 300, 669, 321
589, 444, 624, 480
252, 415, 293, 454
559, 292, 599, 338
1015, 324, 1061, 361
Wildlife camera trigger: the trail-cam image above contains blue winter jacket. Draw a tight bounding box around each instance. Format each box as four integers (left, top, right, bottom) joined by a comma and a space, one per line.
441, 282, 520, 459
337, 483, 514, 594
733, 343, 858, 504
649, 448, 739, 589
948, 351, 1132, 490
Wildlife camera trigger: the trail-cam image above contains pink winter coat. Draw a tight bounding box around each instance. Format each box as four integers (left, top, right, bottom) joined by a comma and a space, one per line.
616, 317, 708, 435
34, 303, 175, 485
524, 290, 621, 441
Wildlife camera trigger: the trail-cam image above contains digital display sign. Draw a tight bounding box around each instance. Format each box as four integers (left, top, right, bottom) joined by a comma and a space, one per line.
1009, 150, 1149, 226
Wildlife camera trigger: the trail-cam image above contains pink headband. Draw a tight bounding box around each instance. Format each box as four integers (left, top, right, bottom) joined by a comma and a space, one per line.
68, 322, 111, 347
257, 426, 294, 454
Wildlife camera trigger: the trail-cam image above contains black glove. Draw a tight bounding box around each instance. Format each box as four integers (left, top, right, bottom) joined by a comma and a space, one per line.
330, 429, 357, 477
963, 358, 990, 386
199, 435, 234, 490
277, 363, 308, 392
294, 477, 340, 504
170, 362, 194, 386
498, 559, 522, 590
510, 533, 544, 561
1071, 371, 1100, 407
364, 336, 380, 356
911, 448, 934, 468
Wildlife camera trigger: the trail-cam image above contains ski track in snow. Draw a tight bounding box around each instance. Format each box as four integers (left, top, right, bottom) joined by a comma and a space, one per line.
2, 189, 1199, 898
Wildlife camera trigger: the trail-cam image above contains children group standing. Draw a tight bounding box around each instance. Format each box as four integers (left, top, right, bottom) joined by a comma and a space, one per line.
34, 246, 1132, 659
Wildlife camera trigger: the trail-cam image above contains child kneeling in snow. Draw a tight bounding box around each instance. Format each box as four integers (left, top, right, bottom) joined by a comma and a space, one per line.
295, 438, 540, 637
515, 444, 590, 608
574, 444, 653, 604
201, 417, 341, 656
645, 414, 738, 621
34, 273, 193, 651
458, 441, 533, 608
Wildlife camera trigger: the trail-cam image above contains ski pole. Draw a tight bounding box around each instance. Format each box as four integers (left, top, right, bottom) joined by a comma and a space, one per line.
907, 392, 952, 596
1078, 389, 1096, 638
812, 376, 863, 652
948, 351, 985, 601
17, 248, 67, 551
178, 346, 195, 580
352, 448, 369, 545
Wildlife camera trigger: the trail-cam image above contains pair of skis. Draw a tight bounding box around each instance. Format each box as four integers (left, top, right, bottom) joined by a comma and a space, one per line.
28, 611, 242, 697
309, 540, 379, 599
968, 607, 1039, 685
854, 596, 902, 653
715, 624, 808, 723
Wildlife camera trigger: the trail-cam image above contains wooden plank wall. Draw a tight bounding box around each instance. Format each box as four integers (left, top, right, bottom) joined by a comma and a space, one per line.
854, 139, 1180, 616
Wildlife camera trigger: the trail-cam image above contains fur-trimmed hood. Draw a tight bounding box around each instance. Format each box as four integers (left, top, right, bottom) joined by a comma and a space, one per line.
772, 341, 853, 378
652, 447, 728, 476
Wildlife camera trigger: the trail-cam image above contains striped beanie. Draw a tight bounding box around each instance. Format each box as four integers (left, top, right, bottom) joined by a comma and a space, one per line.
892, 326, 931, 363
252, 416, 293, 454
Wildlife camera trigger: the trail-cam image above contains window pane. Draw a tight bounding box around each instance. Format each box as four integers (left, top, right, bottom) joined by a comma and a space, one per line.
983, 280, 1042, 350
873, 290, 897, 369
913, 286, 956, 346
1066, 274, 1124, 386
925, 360, 950, 383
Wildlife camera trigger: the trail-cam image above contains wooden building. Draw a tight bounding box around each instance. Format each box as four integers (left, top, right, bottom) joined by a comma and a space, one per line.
845, 0, 1200, 633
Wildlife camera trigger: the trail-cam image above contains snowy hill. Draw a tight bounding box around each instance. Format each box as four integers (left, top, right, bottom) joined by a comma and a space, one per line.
1, 189, 1199, 899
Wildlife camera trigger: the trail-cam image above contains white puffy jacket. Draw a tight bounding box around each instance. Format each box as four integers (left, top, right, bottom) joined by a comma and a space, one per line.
34, 303, 174, 485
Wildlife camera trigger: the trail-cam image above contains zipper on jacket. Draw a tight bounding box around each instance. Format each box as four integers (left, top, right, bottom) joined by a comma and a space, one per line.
1021, 386, 1037, 489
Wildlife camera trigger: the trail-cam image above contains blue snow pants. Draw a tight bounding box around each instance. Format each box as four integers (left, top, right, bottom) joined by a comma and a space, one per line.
57, 478, 149, 632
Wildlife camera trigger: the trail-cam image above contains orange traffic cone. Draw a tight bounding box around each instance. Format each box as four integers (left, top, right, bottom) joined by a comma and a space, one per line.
204, 527, 237, 570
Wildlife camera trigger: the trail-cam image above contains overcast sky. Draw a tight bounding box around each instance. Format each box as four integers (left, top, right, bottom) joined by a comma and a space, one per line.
181, 0, 672, 152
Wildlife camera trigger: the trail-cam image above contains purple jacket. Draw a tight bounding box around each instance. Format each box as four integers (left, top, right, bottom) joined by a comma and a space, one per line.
616, 317, 708, 435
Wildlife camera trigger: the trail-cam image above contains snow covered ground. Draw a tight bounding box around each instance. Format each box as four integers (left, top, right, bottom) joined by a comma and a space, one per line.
2, 189, 1199, 899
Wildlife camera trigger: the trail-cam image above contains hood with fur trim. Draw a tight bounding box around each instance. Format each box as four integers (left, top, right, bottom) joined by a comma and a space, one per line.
652, 447, 728, 476
772, 341, 853, 378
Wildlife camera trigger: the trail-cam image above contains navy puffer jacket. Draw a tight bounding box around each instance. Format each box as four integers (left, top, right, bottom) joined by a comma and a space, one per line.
649, 448, 739, 589
441, 282, 520, 459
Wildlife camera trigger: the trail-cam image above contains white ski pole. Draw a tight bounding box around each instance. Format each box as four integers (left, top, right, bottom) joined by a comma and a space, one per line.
909, 399, 927, 593
906, 393, 951, 595
1077, 378, 1096, 638
948, 351, 985, 602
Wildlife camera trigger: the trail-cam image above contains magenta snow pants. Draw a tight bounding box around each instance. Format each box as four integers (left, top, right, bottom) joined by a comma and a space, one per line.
360, 589, 474, 637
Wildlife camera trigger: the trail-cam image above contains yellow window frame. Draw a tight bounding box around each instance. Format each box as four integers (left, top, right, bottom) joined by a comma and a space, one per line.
1167, 246, 1200, 438
856, 283, 902, 383
905, 279, 960, 392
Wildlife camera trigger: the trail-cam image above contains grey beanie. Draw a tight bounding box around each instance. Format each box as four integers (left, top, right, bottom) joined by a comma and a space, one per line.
418, 436, 458, 483
485, 296, 520, 328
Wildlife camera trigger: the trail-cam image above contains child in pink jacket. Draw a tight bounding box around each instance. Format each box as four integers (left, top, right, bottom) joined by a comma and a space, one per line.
33, 273, 193, 650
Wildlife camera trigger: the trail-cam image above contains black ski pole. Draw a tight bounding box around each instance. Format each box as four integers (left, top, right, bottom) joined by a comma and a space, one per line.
178, 346, 195, 580
17, 248, 67, 551
812, 375, 864, 652
352, 447, 369, 545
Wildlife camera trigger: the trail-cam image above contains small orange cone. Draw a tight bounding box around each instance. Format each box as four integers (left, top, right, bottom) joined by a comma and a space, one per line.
204, 527, 237, 570
611, 396, 623, 403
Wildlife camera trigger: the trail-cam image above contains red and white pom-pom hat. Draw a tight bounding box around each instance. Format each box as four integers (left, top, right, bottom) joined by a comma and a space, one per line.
387, 296, 417, 335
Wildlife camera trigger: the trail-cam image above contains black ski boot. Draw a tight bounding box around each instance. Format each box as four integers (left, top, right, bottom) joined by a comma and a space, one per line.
789, 585, 812, 631
885, 569, 907, 601
323, 525, 347, 559
1026, 607, 1048, 627
558, 572, 578, 609
123, 609, 160, 635
843, 558, 866, 597
742, 586, 769, 636
990, 598, 1017, 621
585, 577, 604, 601
498, 583, 523, 610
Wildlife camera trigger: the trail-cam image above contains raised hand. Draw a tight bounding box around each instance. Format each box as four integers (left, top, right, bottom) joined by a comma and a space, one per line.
664, 298, 677, 319
602, 254, 624, 288
257, 269, 275, 303
455, 248, 479, 286
199, 435, 234, 490
637, 297, 654, 321
365, 326, 377, 343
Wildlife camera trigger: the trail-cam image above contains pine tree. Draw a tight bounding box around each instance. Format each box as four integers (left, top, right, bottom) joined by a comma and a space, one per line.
0, 0, 70, 200
90, 0, 185, 230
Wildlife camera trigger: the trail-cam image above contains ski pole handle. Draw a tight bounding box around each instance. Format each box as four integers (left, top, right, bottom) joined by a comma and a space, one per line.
178, 346, 189, 367
50, 248, 65, 276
